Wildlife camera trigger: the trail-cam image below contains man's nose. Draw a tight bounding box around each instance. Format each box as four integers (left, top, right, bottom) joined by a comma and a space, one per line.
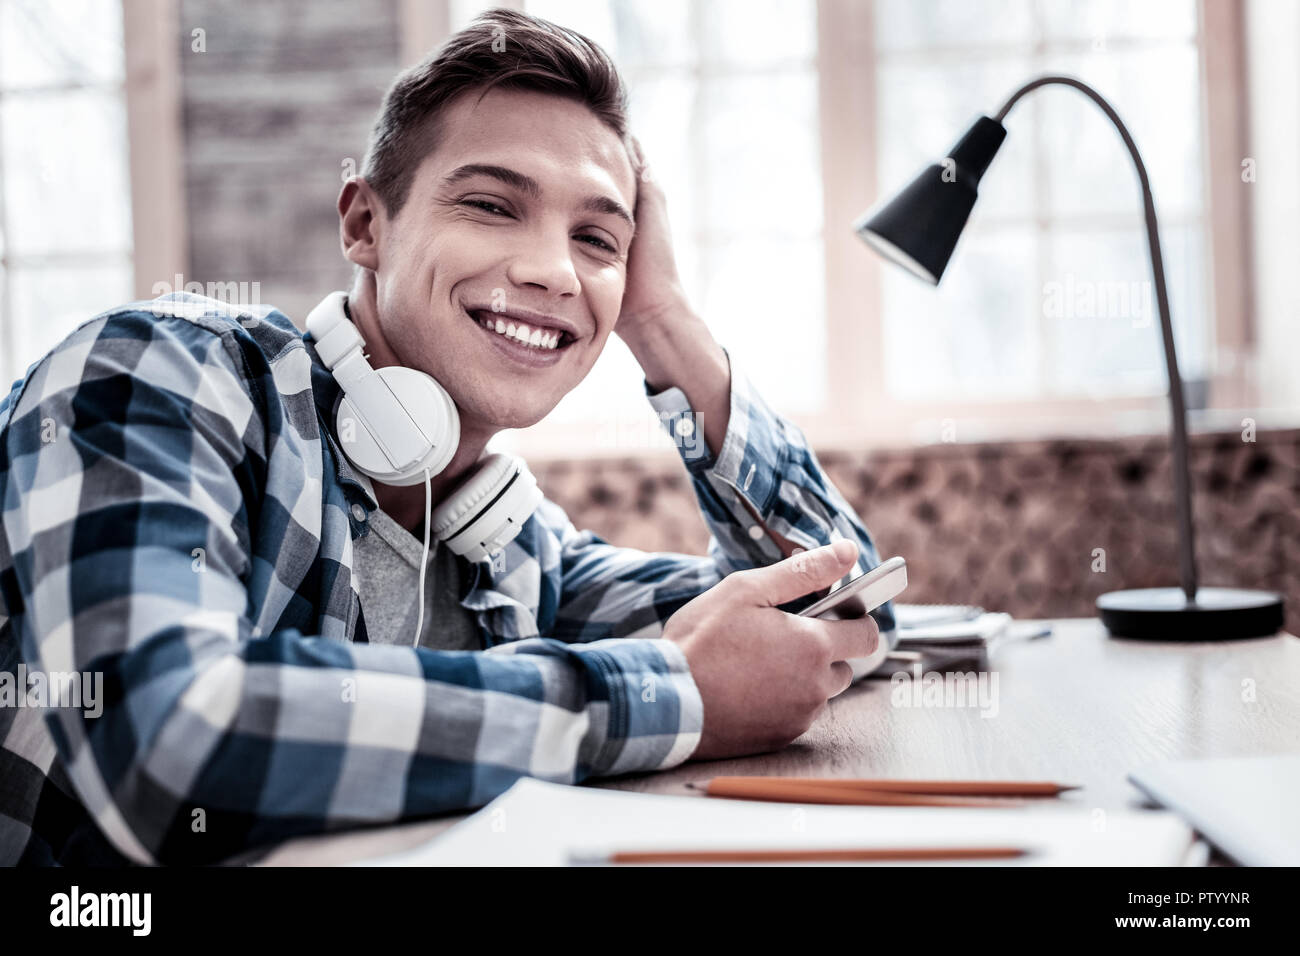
505, 229, 580, 296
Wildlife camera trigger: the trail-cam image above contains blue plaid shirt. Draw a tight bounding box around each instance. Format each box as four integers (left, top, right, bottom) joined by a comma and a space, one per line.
0, 293, 893, 865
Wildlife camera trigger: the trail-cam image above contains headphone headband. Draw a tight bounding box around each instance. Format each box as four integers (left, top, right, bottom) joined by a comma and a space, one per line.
305, 292, 363, 368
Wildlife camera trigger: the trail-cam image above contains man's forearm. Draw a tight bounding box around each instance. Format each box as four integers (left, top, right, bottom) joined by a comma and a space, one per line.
623, 302, 803, 559
621, 300, 731, 459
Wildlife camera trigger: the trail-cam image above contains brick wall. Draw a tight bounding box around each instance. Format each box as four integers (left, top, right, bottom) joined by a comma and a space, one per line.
178, 0, 403, 324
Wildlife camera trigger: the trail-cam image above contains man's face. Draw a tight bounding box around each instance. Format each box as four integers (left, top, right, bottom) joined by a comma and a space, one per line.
369, 87, 637, 431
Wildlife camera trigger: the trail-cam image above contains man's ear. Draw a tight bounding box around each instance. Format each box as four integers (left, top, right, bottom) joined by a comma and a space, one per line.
339, 177, 383, 271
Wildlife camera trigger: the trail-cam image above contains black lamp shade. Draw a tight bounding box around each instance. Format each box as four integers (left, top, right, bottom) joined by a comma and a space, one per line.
854, 115, 1008, 284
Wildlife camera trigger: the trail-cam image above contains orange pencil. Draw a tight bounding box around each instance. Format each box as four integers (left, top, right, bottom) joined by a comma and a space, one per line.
692, 777, 1013, 807
699, 776, 1079, 797
574, 846, 1029, 864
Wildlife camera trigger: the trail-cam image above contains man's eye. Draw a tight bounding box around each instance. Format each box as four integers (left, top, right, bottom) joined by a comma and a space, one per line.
461, 200, 613, 252
461, 199, 510, 216
576, 234, 616, 253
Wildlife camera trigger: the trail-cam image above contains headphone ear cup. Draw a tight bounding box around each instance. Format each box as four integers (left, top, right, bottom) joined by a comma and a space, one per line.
431, 453, 542, 562
336, 365, 459, 486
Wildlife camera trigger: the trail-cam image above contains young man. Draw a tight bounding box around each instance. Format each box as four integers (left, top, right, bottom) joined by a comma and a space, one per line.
0, 8, 893, 865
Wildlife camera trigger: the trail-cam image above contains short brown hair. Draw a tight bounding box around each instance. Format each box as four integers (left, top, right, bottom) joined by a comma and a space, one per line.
362, 7, 630, 217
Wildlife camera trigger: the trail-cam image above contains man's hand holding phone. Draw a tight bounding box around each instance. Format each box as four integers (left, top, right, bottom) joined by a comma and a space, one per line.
663, 539, 880, 761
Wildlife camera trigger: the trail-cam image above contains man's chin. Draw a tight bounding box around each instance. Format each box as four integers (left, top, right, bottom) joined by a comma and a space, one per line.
457, 394, 560, 433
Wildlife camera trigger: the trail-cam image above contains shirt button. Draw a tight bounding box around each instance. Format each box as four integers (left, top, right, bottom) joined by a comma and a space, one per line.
748, 525, 765, 541
674, 417, 695, 437
350, 503, 367, 522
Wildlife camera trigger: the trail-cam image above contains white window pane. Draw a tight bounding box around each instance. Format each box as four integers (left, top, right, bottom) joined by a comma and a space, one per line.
545, 332, 646, 427
1040, 46, 1203, 219
2, 89, 133, 256
1039, 0, 1197, 43
0, 0, 124, 90
1159, 223, 1211, 385
8, 262, 133, 377
700, 72, 822, 237
525, 0, 619, 60
1044, 225, 1208, 397
699, 0, 816, 68
527, 0, 696, 70
611, 0, 695, 69
625, 73, 705, 302
875, 0, 1034, 53
450, 0, 499, 31
0, 265, 8, 384
626, 71, 698, 204
883, 228, 1042, 401
701, 237, 827, 413
876, 58, 1038, 222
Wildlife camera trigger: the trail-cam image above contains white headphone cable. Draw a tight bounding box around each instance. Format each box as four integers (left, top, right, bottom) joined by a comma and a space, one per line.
413, 467, 432, 648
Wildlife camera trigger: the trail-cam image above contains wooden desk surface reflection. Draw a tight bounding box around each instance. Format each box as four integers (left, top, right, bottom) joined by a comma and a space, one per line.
257, 619, 1300, 866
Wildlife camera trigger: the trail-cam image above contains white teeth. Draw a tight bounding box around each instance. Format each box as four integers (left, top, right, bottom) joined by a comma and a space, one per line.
474, 311, 566, 350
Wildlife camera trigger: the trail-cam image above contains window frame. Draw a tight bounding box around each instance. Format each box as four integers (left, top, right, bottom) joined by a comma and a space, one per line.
123, 0, 187, 303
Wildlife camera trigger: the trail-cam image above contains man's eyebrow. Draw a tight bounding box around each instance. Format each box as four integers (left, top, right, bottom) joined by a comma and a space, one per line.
441, 163, 635, 230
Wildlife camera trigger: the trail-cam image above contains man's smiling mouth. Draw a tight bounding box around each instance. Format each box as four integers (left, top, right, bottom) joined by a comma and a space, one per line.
465, 307, 577, 353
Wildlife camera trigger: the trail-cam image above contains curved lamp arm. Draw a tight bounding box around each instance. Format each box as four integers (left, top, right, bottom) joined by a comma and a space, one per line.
997, 75, 1198, 601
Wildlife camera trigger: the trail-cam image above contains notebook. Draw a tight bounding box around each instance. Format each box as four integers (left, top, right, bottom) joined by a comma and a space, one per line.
893, 603, 985, 629
1128, 754, 1300, 866
897, 612, 1013, 646
355, 778, 1196, 866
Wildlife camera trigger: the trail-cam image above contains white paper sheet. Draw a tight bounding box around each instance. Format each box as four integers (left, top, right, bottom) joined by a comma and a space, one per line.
356, 778, 1194, 866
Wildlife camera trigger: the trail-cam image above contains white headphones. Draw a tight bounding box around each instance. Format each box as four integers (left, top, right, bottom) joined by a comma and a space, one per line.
305, 292, 542, 569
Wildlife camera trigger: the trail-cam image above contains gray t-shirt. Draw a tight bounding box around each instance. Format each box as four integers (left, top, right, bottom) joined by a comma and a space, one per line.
352, 505, 482, 650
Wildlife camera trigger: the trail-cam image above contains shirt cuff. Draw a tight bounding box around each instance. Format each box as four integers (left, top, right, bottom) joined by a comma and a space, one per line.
577, 636, 703, 776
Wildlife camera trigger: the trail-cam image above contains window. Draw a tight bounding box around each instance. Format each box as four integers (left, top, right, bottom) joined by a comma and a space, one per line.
0, 0, 134, 386
873, 0, 1211, 405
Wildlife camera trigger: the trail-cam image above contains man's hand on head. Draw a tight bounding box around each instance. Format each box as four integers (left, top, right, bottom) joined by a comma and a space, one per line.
615, 136, 732, 456
614, 135, 692, 344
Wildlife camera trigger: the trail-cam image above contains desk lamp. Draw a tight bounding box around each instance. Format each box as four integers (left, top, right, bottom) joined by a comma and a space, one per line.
854, 74, 1283, 640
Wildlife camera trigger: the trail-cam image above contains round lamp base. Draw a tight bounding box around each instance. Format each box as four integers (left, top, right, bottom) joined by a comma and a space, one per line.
1097, 587, 1284, 641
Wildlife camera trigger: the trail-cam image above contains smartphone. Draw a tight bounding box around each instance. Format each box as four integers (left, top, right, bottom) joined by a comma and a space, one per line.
799, 555, 907, 621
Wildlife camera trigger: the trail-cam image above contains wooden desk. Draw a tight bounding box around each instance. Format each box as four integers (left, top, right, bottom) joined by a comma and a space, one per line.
256, 619, 1300, 865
